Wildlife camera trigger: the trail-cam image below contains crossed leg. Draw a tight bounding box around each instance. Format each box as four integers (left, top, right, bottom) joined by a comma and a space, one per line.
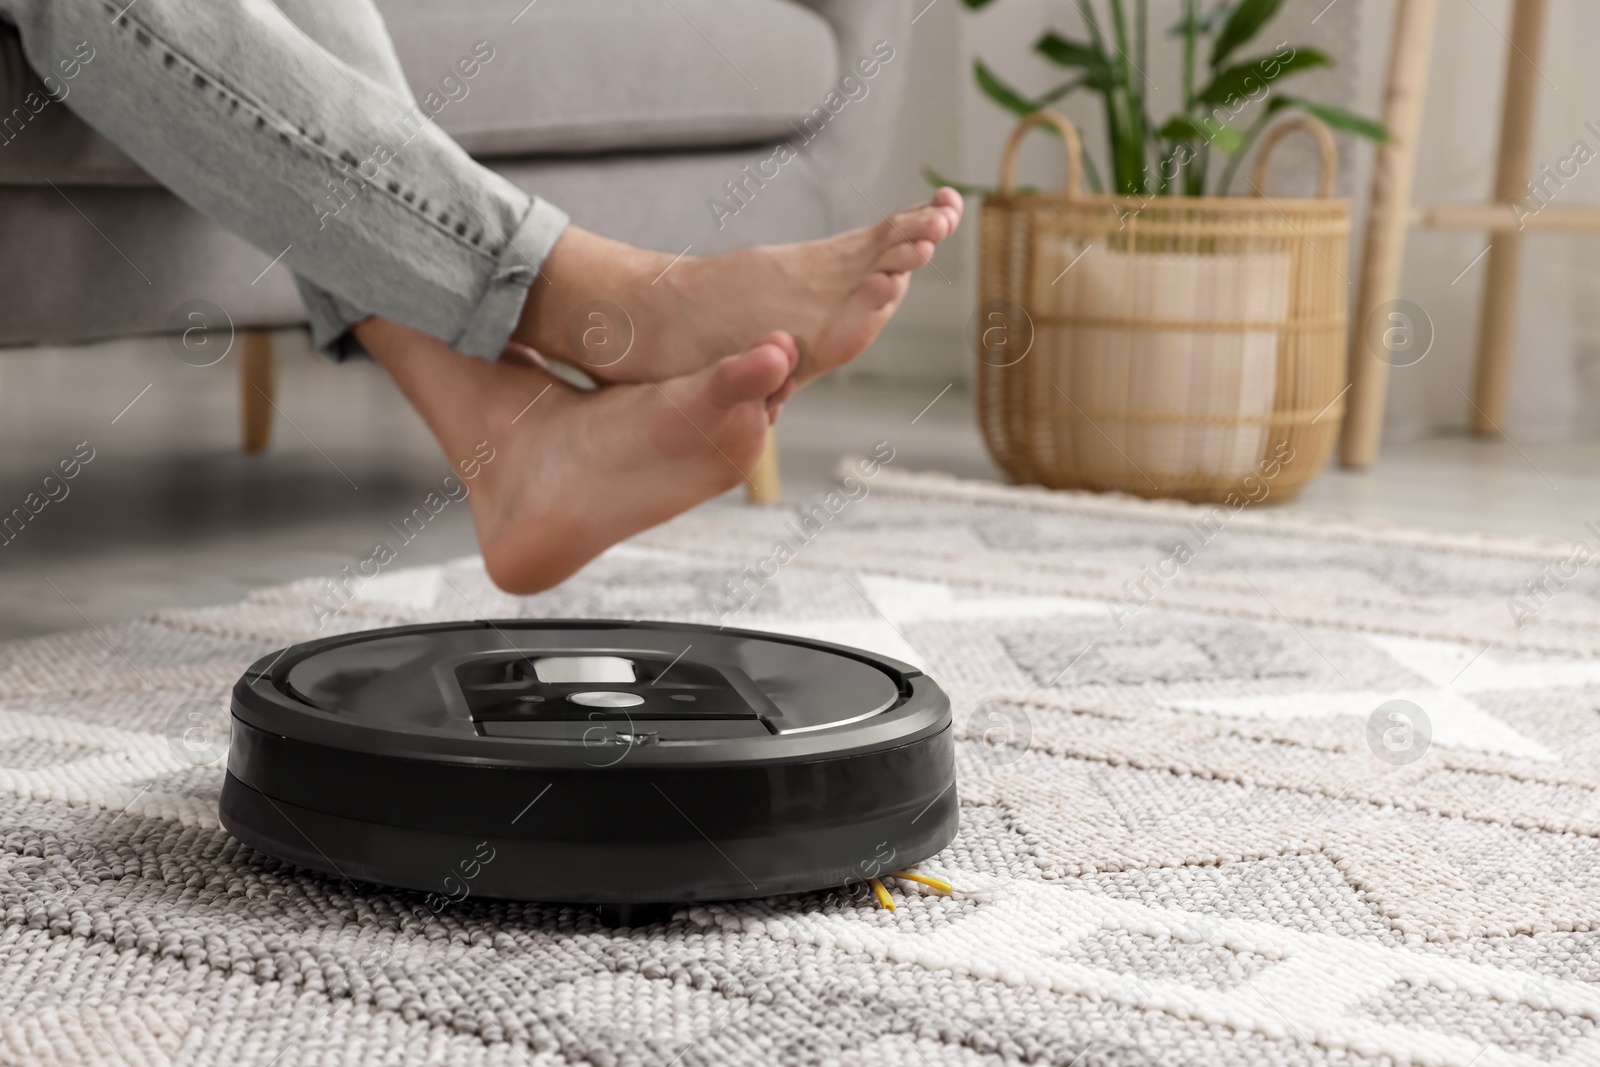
356, 320, 799, 591
0, 0, 961, 593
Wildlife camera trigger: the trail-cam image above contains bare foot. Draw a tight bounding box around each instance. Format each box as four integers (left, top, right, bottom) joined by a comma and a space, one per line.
519, 189, 963, 386
359, 318, 799, 594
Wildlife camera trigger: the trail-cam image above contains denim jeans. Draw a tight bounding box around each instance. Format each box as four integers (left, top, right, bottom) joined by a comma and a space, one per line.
0, 0, 568, 358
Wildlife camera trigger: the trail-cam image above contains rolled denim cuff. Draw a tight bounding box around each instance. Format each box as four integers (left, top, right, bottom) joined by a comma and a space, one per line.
300, 195, 570, 362
454, 196, 570, 359
300, 281, 372, 362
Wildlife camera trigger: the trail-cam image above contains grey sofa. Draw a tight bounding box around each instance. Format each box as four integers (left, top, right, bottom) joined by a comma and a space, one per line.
0, 0, 910, 462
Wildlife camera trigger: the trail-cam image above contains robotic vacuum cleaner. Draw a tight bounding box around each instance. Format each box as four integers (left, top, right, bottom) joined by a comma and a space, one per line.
220, 620, 957, 906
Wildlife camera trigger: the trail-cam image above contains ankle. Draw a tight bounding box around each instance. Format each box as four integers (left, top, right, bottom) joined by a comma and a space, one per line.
359, 316, 546, 459
513, 227, 664, 361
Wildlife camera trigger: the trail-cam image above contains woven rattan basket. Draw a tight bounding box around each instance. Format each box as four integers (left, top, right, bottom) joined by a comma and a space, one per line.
976, 110, 1351, 503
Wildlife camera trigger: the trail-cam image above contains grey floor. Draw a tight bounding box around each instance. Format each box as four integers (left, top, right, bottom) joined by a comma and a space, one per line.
1, 330, 1592, 641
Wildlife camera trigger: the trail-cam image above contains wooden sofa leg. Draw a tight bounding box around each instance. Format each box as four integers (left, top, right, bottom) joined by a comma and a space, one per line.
746, 426, 780, 504
240, 331, 276, 453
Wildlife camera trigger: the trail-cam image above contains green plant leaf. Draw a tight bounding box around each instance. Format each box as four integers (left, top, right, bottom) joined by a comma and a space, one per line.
1036, 76, 1092, 106
1035, 32, 1099, 66
1075, 0, 1109, 52
1099, 0, 1150, 194
1179, 0, 1200, 106
1196, 47, 1330, 105
1166, 5, 1202, 36
973, 62, 1091, 123
973, 59, 1041, 117
1210, 0, 1283, 68
1035, 32, 1112, 89
1108, 0, 1133, 59
1158, 114, 1244, 153
960, 0, 1002, 8
1275, 95, 1390, 141
1156, 116, 1198, 140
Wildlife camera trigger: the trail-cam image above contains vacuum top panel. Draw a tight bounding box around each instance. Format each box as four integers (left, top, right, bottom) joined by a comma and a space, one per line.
235, 620, 942, 768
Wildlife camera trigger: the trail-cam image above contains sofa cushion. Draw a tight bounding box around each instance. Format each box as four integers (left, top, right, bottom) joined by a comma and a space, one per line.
0, 0, 839, 185
377, 0, 839, 157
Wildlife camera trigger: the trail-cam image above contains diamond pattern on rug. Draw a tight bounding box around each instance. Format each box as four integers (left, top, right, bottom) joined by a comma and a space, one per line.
6, 468, 1600, 1064
1003, 616, 1322, 687
0, 737, 101, 771
1071, 852, 1398, 941
1357, 980, 1595, 1060
1065, 928, 1274, 990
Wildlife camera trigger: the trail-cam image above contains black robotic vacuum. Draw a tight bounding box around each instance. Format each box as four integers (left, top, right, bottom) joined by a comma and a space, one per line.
220, 620, 957, 907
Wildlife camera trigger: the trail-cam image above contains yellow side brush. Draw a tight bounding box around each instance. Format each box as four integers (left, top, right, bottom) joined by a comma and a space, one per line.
888, 869, 953, 894
863, 869, 956, 910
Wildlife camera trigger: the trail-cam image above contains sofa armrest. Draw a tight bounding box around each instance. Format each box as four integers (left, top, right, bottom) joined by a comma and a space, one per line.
785, 0, 913, 192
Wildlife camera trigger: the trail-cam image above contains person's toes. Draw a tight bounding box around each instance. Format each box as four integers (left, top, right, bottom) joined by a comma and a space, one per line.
876, 204, 952, 250
875, 238, 939, 274
932, 186, 964, 229
703, 336, 795, 408
765, 367, 800, 421
715, 332, 799, 423
757, 330, 801, 375
870, 198, 962, 273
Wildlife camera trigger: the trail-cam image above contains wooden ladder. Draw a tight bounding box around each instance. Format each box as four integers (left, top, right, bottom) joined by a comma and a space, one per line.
1342, 0, 1581, 467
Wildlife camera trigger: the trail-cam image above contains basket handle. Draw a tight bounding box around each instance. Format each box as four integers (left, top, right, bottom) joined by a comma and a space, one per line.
1249, 115, 1338, 197
997, 109, 1084, 198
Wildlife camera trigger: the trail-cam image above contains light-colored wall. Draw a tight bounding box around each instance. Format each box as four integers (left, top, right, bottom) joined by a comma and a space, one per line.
855, 0, 1599, 445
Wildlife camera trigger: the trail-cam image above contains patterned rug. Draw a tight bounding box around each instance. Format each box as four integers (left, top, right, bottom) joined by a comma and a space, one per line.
3, 466, 1600, 1066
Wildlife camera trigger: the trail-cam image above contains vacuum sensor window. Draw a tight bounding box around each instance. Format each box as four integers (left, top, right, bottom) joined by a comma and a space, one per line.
533, 656, 636, 684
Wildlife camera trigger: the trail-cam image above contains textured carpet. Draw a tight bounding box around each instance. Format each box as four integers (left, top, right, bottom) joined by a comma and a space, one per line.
3, 467, 1600, 1066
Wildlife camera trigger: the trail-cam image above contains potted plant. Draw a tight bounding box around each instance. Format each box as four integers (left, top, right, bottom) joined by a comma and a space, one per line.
939, 0, 1388, 501
933, 0, 1387, 198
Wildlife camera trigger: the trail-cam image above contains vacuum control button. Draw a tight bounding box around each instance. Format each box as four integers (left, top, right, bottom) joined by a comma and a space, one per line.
568, 691, 645, 708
